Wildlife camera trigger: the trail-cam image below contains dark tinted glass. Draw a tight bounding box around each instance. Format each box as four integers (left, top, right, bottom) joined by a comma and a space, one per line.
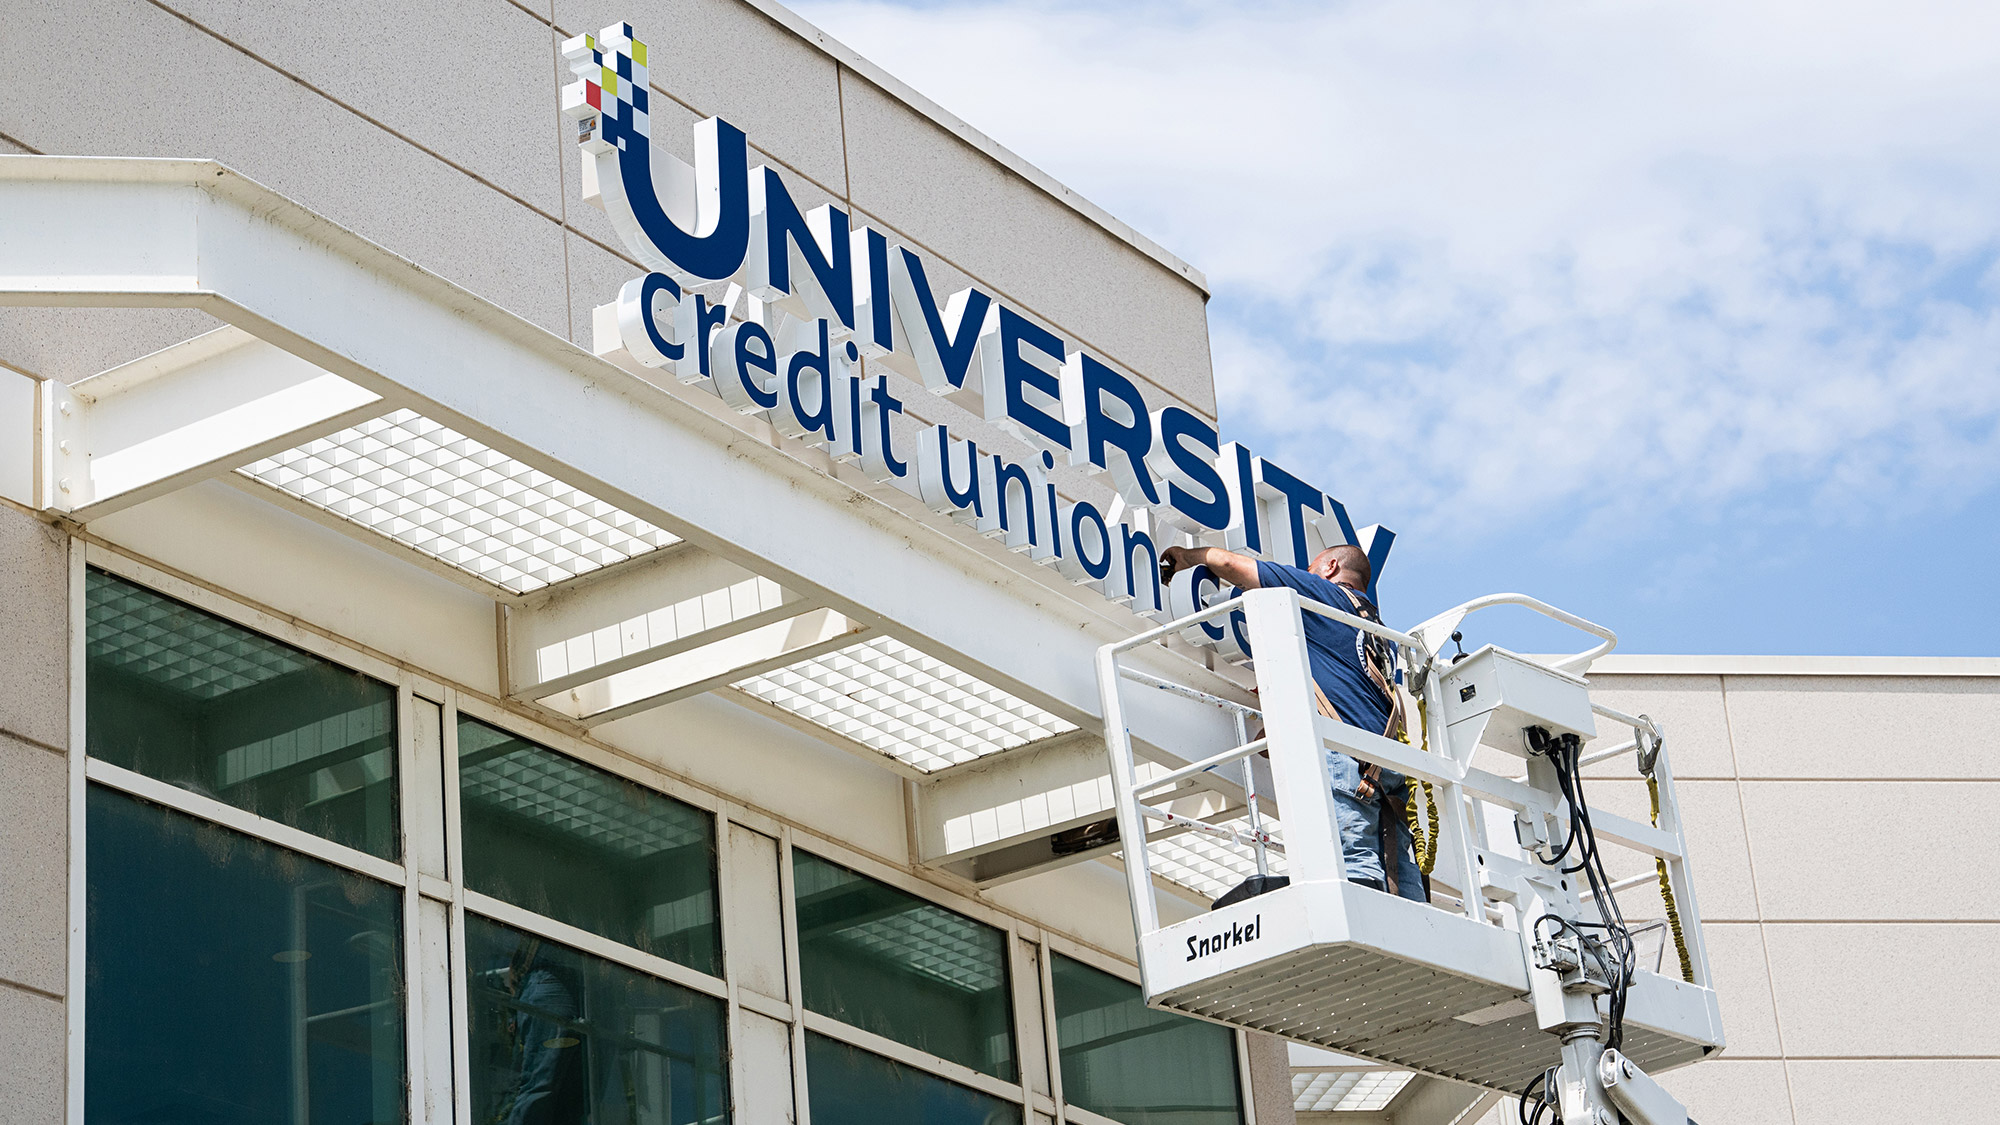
805, 1033, 1021, 1125
465, 914, 730, 1125
1051, 953, 1242, 1125
793, 850, 1015, 1081
85, 568, 398, 859
86, 786, 405, 1125
458, 717, 720, 976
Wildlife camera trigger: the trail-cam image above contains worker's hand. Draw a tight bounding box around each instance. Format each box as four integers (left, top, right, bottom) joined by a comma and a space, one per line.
1160, 544, 1262, 591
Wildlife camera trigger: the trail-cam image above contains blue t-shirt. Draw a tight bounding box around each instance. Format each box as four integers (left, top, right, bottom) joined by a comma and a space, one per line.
1251, 562, 1392, 736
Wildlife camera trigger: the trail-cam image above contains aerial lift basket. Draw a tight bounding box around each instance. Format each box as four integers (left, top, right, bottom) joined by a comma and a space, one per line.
1096, 588, 1725, 1095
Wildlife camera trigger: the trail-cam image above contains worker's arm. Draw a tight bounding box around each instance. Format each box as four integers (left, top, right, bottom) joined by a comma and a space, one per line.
1160, 545, 1262, 590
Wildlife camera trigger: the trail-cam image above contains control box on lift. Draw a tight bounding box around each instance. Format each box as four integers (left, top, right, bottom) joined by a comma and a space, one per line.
1437, 645, 1596, 759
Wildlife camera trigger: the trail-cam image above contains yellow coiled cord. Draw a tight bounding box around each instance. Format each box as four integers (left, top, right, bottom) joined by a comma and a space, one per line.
1648, 773, 1696, 983
1402, 689, 1440, 876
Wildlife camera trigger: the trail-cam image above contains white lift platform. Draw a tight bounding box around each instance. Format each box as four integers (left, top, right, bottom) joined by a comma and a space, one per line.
1097, 589, 1725, 1123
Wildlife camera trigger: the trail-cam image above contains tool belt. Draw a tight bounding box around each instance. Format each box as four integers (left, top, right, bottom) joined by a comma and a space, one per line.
1310, 585, 1416, 896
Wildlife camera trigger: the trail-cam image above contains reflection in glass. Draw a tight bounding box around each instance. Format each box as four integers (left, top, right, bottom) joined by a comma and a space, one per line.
457, 718, 720, 976
792, 850, 1015, 1081
86, 786, 405, 1125
85, 568, 398, 859
466, 914, 730, 1125
1052, 953, 1242, 1125
805, 1032, 1020, 1125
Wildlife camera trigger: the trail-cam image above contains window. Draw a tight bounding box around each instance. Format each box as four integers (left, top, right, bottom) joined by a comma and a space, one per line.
76, 568, 1244, 1125
85, 786, 405, 1124
804, 1032, 1021, 1125
86, 568, 398, 859
458, 716, 720, 976
464, 914, 729, 1125
1051, 953, 1242, 1125
793, 849, 1015, 1081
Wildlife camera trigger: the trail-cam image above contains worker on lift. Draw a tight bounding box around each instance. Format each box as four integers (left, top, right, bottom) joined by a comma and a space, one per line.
1159, 543, 1425, 902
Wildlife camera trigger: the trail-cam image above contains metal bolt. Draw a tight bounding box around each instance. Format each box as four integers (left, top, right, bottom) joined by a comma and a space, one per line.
58, 400, 71, 416
1596, 1111, 1617, 1125
1622, 1060, 1636, 1079
57, 440, 69, 454
57, 476, 71, 493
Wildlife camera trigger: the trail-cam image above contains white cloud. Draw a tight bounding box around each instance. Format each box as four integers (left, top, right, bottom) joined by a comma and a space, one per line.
795, 0, 2000, 542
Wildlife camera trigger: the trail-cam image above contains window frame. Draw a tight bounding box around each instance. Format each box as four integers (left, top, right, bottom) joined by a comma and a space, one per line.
74, 547, 429, 1123
1042, 942, 1253, 1125
449, 702, 728, 979
68, 542, 1251, 1125
787, 842, 1028, 1104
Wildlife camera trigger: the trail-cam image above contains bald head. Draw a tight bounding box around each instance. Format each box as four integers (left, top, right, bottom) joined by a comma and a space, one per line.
1309, 544, 1371, 591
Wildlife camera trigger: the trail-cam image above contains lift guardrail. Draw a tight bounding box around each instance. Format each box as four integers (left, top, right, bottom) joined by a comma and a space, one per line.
1095, 587, 1724, 1112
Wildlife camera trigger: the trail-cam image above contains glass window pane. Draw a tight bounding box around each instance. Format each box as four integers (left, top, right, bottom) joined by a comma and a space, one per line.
458, 717, 720, 976
85, 568, 398, 860
1052, 953, 1242, 1125
465, 913, 730, 1125
792, 849, 1015, 1081
805, 1032, 1020, 1125
86, 785, 405, 1125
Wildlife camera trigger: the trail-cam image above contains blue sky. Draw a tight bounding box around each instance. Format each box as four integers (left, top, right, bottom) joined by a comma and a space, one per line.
793, 0, 2000, 656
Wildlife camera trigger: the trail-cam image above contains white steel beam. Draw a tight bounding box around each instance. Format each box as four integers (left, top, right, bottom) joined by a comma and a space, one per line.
0, 156, 1242, 878
503, 544, 813, 699
539, 607, 868, 726
42, 326, 383, 518
914, 730, 1243, 883
916, 731, 1116, 864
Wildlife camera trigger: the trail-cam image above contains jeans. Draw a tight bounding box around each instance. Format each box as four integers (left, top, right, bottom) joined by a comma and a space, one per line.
1327, 749, 1427, 901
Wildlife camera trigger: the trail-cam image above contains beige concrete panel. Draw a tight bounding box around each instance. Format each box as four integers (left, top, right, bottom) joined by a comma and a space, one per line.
1670, 779, 1758, 924
1741, 780, 2000, 921
0, 308, 225, 386
89, 481, 503, 696
0, 504, 68, 752
839, 75, 1216, 419
1243, 1032, 1297, 1125
0, 984, 64, 1125
1701, 922, 1782, 1057
752, 140, 840, 212
1655, 1059, 1792, 1125
554, 0, 848, 194
567, 231, 640, 347
1763, 923, 2000, 1056
1581, 673, 1735, 779
1722, 674, 2000, 779
1787, 1059, 2000, 1125
725, 822, 788, 1003
0, 734, 67, 998
0, 0, 570, 336
156, 0, 566, 214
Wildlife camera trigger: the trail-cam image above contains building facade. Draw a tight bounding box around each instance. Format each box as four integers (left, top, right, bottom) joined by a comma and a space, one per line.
0, 2, 1994, 1124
